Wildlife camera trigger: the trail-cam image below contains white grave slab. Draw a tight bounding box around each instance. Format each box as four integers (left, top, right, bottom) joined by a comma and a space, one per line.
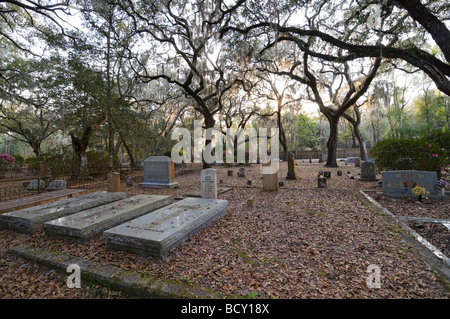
0, 191, 126, 233
43, 195, 171, 242
103, 197, 228, 258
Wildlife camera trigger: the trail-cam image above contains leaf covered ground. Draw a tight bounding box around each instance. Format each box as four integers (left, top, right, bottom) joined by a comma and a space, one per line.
0, 161, 449, 298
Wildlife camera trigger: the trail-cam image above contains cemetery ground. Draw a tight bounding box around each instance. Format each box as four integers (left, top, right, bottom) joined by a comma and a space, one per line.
0, 161, 449, 299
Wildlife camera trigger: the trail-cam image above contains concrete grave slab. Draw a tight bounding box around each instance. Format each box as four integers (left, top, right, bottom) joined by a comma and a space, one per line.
103, 197, 228, 258
0, 189, 89, 214
43, 195, 172, 243
0, 191, 126, 233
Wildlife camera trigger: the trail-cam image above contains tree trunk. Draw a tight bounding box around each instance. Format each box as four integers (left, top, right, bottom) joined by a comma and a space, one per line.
354, 124, 368, 161
203, 114, 215, 169
325, 116, 339, 167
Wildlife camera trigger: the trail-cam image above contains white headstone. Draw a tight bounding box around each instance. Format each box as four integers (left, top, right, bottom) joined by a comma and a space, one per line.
201, 168, 217, 199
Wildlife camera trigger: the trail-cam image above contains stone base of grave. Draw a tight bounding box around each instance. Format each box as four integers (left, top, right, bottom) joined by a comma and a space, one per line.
359, 178, 379, 182
43, 195, 172, 243
376, 192, 448, 200
139, 182, 179, 189
0, 191, 126, 234
103, 198, 228, 258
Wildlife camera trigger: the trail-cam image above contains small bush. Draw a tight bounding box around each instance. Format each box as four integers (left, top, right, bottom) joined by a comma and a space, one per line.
85, 150, 119, 172
370, 133, 448, 177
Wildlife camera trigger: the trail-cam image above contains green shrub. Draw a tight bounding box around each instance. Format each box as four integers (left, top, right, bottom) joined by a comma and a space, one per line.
370, 134, 448, 177
24, 152, 73, 177
85, 150, 119, 172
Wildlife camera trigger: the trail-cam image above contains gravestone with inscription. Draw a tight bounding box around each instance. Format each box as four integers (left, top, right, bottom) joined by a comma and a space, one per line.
359, 161, 378, 181
201, 168, 217, 199
381, 170, 443, 197
103, 197, 228, 258
43, 195, 171, 242
140, 156, 178, 188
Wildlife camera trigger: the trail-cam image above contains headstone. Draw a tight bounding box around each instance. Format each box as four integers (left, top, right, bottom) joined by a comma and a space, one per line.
201, 168, 217, 199
337, 170, 343, 176
26, 180, 45, 192
318, 177, 327, 188
346, 157, 359, 164
324, 171, 331, 178
286, 152, 297, 180
261, 159, 278, 192
381, 170, 440, 196
359, 161, 378, 181
140, 156, 178, 188
237, 167, 245, 177
103, 197, 228, 258
107, 172, 121, 192
0, 191, 126, 233
126, 176, 133, 186
43, 195, 172, 242
46, 180, 67, 191
354, 158, 361, 167
279, 181, 284, 187
247, 197, 253, 208
80, 155, 89, 175
228, 170, 233, 177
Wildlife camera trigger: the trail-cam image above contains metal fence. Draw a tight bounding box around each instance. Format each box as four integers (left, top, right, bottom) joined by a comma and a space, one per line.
0, 168, 142, 202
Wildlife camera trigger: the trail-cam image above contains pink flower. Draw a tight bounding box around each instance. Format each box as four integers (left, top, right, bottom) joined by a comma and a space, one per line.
429, 144, 432, 147
442, 148, 445, 151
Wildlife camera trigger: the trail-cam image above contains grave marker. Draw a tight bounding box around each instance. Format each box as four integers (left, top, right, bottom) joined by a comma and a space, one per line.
381, 170, 441, 197
43, 195, 171, 242
103, 197, 228, 258
0, 191, 126, 233
359, 161, 378, 181
107, 172, 121, 192
140, 156, 178, 188
286, 152, 297, 180
201, 168, 217, 199
318, 177, 327, 188
46, 180, 67, 192
261, 159, 278, 192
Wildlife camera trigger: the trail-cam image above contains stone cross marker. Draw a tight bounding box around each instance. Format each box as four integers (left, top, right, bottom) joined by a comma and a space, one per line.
286, 152, 297, 180
140, 156, 178, 188
359, 161, 377, 181
201, 168, 217, 199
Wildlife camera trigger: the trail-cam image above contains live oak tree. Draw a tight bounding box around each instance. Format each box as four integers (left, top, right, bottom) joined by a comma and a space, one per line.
0, 56, 63, 157
117, 0, 246, 168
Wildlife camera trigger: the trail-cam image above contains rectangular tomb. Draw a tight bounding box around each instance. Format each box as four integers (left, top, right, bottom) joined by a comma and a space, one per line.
0, 191, 126, 233
43, 195, 172, 243
103, 197, 228, 258
0, 189, 89, 214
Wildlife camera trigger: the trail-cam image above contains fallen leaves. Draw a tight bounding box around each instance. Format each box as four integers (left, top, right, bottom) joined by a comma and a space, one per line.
0, 163, 448, 299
